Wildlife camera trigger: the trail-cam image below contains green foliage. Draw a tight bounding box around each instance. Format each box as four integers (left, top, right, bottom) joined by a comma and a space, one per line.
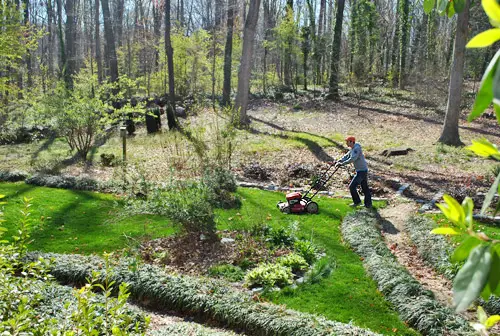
202, 167, 240, 209
277, 253, 308, 273
244, 263, 294, 288
405, 216, 457, 278
26, 173, 101, 191
304, 258, 336, 284
128, 179, 216, 234
34, 252, 383, 336
292, 239, 318, 264
432, 195, 500, 311
149, 322, 239, 336
208, 264, 245, 282
0, 195, 148, 335
267, 226, 296, 247
342, 210, 472, 335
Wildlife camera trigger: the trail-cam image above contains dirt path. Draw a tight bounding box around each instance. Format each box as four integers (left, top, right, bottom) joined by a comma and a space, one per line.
378, 200, 454, 306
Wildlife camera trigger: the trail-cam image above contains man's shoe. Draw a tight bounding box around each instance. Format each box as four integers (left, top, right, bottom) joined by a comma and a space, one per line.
349, 202, 361, 207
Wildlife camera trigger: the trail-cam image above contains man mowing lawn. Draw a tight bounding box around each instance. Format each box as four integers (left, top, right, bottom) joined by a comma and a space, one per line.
335, 136, 372, 208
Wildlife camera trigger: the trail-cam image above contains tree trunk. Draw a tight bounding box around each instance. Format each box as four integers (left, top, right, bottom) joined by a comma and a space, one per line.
235, 0, 261, 125
95, 0, 103, 83
153, 5, 162, 68
101, 0, 119, 83
64, 0, 76, 88
283, 0, 293, 87
326, 0, 345, 100
23, 0, 32, 88
56, 0, 66, 81
398, 0, 409, 89
46, 0, 55, 77
222, 0, 235, 106
114, 0, 125, 47
391, 0, 400, 87
165, 0, 179, 129
438, 0, 470, 146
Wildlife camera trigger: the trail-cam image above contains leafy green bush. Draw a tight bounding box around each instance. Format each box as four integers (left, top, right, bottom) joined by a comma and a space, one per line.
266, 227, 296, 247
341, 210, 472, 336
0, 170, 28, 182
277, 253, 308, 273
128, 180, 216, 234
244, 263, 293, 288
293, 240, 318, 265
208, 264, 245, 282
202, 167, 240, 209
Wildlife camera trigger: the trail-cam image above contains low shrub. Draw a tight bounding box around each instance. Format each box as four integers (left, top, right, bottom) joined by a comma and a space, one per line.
100, 153, 118, 167
208, 264, 245, 282
26, 174, 101, 191
0, 170, 29, 182
341, 210, 472, 336
244, 263, 293, 288
31, 252, 382, 336
266, 227, 296, 247
202, 167, 240, 209
304, 258, 336, 284
293, 240, 318, 265
149, 322, 239, 335
128, 180, 216, 234
277, 253, 308, 273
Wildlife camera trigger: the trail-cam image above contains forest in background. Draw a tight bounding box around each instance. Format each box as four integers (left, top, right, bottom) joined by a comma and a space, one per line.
0, 0, 495, 146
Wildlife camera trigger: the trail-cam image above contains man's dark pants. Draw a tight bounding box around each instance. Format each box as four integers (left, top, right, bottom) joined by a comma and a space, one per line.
349, 170, 372, 207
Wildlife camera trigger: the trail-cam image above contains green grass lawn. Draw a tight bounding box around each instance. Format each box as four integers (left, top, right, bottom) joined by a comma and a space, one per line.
216, 188, 418, 336
0, 182, 417, 335
0, 182, 176, 254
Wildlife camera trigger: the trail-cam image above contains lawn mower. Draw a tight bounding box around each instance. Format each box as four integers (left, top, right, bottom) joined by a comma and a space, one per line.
277, 164, 341, 214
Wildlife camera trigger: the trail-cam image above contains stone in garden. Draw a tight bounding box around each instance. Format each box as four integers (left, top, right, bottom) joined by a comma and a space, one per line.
220, 238, 235, 244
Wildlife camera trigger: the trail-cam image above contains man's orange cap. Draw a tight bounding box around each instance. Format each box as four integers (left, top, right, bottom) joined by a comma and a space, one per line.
345, 136, 356, 142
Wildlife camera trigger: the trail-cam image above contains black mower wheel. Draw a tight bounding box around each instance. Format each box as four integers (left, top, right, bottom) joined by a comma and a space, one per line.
282, 206, 291, 214
306, 202, 319, 214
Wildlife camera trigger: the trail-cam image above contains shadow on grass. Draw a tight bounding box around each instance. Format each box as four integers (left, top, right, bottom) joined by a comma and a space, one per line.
247, 117, 345, 162
30, 135, 57, 160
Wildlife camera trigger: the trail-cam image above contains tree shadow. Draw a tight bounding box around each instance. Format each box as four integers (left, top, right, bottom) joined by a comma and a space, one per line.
248, 116, 345, 162
30, 135, 57, 160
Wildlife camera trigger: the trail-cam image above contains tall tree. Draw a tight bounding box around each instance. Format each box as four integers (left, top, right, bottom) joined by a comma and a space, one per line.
165, 0, 179, 129
56, 0, 65, 76
438, 0, 470, 146
222, 0, 235, 106
95, 0, 103, 83
398, 0, 409, 89
114, 0, 125, 47
235, 0, 261, 125
283, 0, 293, 87
101, 0, 119, 83
64, 0, 77, 88
326, 0, 346, 100
390, 0, 401, 87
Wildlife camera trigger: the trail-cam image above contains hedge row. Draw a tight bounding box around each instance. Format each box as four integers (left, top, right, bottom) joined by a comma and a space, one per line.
27, 252, 382, 336
148, 322, 239, 336
405, 215, 500, 315
341, 210, 473, 336
0, 170, 110, 192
